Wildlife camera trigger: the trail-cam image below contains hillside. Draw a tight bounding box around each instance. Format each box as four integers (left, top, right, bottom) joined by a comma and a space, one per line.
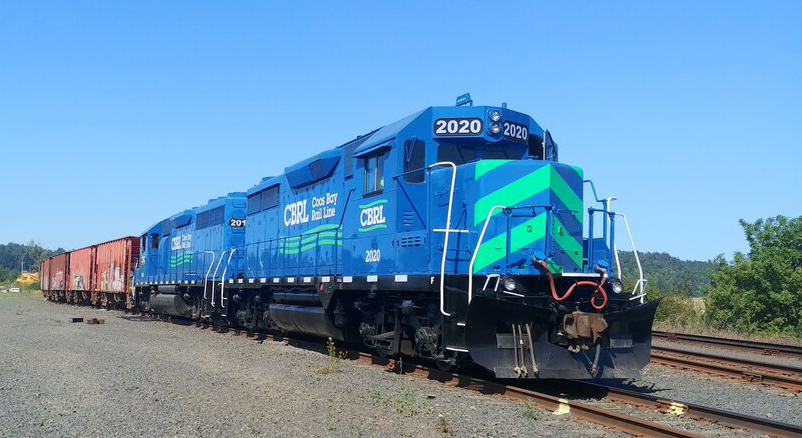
617, 251, 713, 297
0, 241, 64, 283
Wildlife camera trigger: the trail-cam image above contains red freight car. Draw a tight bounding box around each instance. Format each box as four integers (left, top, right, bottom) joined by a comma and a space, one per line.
67, 246, 95, 304
41, 237, 139, 308
40, 259, 50, 298
45, 252, 70, 302
93, 236, 139, 308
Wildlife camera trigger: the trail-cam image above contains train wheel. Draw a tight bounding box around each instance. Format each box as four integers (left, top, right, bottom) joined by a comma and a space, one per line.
435, 351, 464, 373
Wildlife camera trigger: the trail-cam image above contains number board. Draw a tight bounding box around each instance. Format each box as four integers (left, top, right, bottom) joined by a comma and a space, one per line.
229, 218, 246, 228
502, 121, 529, 142
433, 118, 483, 136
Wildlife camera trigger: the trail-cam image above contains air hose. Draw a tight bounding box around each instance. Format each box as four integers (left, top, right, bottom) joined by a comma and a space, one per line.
536, 259, 608, 310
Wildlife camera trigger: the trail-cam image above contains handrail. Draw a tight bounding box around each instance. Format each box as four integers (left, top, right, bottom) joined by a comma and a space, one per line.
202, 251, 216, 304
583, 180, 605, 203
614, 212, 647, 303
428, 161, 458, 317
468, 205, 507, 304
220, 249, 237, 315
210, 250, 227, 307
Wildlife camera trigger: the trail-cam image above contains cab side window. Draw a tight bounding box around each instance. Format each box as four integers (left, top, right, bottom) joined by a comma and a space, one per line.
364, 152, 385, 194
150, 233, 160, 249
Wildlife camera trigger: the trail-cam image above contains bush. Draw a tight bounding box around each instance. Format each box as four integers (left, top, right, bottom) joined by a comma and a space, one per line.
705, 216, 802, 337
649, 287, 703, 330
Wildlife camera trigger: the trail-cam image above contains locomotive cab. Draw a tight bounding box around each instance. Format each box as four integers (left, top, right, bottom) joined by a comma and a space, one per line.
378, 99, 658, 379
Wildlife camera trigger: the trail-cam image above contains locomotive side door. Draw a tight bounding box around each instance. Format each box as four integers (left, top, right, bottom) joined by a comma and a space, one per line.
394, 138, 429, 274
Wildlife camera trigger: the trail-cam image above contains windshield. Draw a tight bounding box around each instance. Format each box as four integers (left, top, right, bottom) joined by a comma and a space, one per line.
437, 142, 526, 165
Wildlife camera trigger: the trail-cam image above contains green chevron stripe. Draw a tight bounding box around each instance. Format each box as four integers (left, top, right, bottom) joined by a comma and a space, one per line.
358, 199, 387, 209
472, 213, 548, 273
569, 165, 584, 179
474, 160, 512, 179
552, 216, 583, 268
473, 164, 584, 226
549, 167, 582, 217
473, 165, 550, 226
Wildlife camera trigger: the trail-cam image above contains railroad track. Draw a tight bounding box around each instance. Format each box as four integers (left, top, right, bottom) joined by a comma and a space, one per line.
651, 331, 802, 391
158, 315, 802, 438
653, 331, 802, 360
651, 345, 802, 392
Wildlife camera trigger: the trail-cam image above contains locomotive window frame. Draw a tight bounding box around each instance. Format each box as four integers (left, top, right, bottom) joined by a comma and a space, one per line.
247, 184, 280, 215
196, 206, 225, 230
262, 185, 279, 210
403, 139, 426, 183
363, 152, 385, 195
247, 191, 262, 215
528, 134, 545, 160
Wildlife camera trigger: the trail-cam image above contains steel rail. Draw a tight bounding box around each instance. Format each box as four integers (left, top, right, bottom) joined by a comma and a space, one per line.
653, 345, 802, 377
343, 354, 708, 438
566, 380, 802, 438
651, 350, 802, 392
653, 330, 802, 360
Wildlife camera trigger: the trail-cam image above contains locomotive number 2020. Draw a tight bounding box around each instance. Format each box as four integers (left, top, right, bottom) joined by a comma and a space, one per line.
502, 121, 528, 142
434, 118, 483, 136
365, 249, 381, 263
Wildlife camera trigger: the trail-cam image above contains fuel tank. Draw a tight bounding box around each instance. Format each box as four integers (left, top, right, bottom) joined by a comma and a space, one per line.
268, 304, 344, 340
150, 292, 193, 318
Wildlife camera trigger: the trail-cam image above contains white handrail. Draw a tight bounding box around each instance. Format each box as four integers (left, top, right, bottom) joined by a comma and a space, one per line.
202, 251, 216, 304
429, 161, 458, 317
468, 205, 507, 304
614, 212, 647, 303
219, 249, 237, 315
210, 250, 227, 307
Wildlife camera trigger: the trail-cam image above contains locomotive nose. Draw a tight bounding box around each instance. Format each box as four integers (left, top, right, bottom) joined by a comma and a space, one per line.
463, 296, 660, 379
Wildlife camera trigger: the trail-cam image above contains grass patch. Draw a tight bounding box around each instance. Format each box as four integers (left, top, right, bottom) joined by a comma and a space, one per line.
522, 398, 538, 420
393, 386, 417, 416
437, 414, 452, 435
316, 337, 346, 374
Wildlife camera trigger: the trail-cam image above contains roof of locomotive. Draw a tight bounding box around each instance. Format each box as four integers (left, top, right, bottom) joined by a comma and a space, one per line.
245, 103, 550, 195
139, 192, 246, 235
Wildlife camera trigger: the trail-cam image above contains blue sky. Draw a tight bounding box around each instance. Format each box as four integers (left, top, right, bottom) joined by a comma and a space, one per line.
0, 1, 800, 261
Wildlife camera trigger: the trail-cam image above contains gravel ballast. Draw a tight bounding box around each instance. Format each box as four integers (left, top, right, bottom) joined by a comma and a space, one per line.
0, 294, 627, 438
601, 362, 802, 426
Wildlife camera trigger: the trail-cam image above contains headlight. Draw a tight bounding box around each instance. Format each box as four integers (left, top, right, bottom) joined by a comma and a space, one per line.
490, 122, 501, 134
503, 277, 516, 291
610, 278, 623, 294
489, 110, 501, 121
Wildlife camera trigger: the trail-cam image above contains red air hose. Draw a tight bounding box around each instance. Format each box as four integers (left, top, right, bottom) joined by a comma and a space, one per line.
538, 260, 608, 310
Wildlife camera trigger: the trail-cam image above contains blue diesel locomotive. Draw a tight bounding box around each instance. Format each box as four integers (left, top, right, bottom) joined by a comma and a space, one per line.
133, 94, 658, 379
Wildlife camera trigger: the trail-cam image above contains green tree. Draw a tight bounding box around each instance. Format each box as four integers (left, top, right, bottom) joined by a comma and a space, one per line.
705, 216, 802, 336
